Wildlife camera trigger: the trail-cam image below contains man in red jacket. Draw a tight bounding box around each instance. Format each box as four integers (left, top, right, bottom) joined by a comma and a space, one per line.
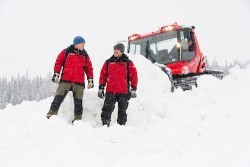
188, 39, 195, 51
47, 36, 94, 123
98, 43, 138, 126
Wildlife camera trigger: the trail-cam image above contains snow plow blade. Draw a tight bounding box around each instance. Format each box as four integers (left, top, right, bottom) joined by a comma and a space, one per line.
170, 70, 224, 91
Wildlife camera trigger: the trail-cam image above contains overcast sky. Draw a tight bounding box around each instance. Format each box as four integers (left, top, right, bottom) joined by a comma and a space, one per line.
0, 0, 250, 78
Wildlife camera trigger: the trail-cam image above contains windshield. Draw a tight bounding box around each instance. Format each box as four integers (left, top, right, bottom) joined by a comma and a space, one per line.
128, 31, 179, 64
128, 29, 196, 64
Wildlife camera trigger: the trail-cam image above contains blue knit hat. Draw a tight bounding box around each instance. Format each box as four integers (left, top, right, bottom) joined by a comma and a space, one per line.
73, 36, 85, 45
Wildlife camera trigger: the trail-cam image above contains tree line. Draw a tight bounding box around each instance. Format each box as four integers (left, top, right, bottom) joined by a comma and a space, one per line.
0, 72, 56, 109
207, 59, 250, 75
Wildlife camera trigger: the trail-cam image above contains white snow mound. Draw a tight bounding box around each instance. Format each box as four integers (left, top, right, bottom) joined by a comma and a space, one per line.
1, 55, 250, 167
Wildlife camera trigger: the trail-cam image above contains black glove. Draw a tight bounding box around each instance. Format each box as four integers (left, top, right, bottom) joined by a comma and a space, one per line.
130, 86, 137, 98
98, 85, 105, 99
52, 73, 60, 83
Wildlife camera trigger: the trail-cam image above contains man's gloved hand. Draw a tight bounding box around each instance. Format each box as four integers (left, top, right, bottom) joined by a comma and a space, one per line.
52, 73, 60, 83
130, 87, 137, 98
98, 85, 105, 99
87, 79, 94, 89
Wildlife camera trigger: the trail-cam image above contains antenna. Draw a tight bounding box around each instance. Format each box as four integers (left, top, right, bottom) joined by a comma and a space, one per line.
115, 40, 128, 44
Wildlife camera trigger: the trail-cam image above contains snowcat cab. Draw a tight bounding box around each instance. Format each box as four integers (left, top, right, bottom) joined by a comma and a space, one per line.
127, 22, 223, 91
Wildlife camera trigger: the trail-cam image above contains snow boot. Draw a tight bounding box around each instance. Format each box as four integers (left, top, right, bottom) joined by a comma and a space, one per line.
102, 119, 111, 127
72, 114, 82, 124
46, 110, 58, 119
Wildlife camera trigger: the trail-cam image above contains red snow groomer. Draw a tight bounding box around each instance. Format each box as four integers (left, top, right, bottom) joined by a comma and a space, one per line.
127, 22, 223, 91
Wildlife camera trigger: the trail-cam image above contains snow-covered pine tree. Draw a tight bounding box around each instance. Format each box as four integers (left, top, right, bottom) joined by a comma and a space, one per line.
0, 72, 56, 109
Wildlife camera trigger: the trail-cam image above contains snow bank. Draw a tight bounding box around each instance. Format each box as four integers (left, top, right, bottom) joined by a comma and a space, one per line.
0, 55, 250, 167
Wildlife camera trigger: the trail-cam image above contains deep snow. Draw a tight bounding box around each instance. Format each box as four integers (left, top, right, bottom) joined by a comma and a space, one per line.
0, 55, 250, 167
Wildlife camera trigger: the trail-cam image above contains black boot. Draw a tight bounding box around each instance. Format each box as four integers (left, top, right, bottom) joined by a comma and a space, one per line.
102, 119, 111, 127
72, 114, 82, 124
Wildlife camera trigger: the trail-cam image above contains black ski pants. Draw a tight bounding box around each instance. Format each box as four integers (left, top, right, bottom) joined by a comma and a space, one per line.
101, 93, 129, 125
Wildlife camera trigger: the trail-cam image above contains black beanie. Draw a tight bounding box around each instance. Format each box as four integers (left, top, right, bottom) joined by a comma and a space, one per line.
114, 43, 125, 53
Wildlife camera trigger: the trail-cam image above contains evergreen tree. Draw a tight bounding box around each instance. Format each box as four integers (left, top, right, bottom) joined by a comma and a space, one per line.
0, 72, 56, 109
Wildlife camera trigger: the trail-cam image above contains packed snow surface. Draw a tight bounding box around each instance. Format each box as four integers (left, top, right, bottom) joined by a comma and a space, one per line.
1, 55, 250, 167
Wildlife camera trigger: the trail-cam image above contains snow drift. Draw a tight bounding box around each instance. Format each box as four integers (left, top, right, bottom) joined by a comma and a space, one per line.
0, 55, 250, 167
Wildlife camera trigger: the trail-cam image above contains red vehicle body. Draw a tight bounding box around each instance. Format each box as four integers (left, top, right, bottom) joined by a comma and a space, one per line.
127, 22, 222, 91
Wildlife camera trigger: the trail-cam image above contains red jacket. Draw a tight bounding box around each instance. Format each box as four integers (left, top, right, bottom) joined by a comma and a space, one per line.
99, 54, 138, 94
188, 44, 195, 51
54, 45, 93, 85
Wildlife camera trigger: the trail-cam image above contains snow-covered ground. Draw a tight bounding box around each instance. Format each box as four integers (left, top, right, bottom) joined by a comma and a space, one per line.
1, 55, 250, 167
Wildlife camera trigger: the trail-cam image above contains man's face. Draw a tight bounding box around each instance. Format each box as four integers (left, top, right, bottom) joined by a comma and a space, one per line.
188, 40, 193, 46
114, 49, 123, 57
75, 43, 85, 51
